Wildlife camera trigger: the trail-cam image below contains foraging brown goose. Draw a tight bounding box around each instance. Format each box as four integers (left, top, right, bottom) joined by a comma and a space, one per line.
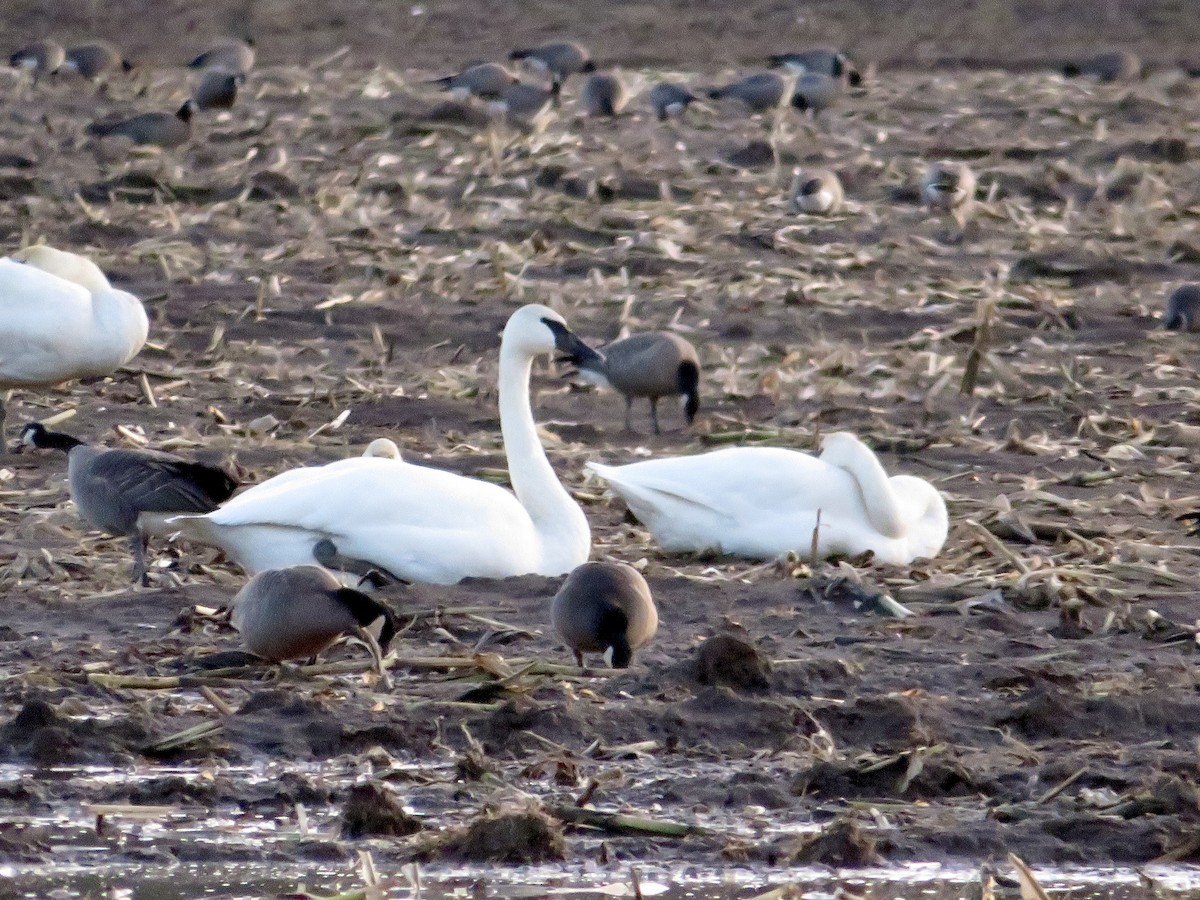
551, 562, 658, 668
194, 70, 243, 111
10, 40, 64, 82
648, 82, 697, 121
231, 566, 397, 663
566, 331, 700, 434
86, 100, 195, 148
430, 62, 519, 100
790, 168, 844, 214
789, 72, 843, 116
707, 71, 791, 113
769, 48, 863, 86
18, 422, 238, 585
189, 38, 255, 74
921, 160, 977, 222
1063, 50, 1141, 82
63, 42, 131, 79
509, 41, 594, 85
492, 81, 561, 127
1165, 285, 1200, 331
581, 72, 626, 117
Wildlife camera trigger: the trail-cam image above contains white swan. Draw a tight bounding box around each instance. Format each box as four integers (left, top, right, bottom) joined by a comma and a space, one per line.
0, 245, 149, 434
587, 432, 948, 566
170, 304, 600, 583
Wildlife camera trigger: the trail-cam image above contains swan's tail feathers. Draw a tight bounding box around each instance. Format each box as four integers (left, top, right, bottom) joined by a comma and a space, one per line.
164, 512, 218, 545
677, 360, 700, 423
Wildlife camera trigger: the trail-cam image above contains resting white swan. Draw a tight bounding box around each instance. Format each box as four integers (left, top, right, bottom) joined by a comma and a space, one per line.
587, 432, 948, 566
0, 245, 149, 435
170, 304, 600, 583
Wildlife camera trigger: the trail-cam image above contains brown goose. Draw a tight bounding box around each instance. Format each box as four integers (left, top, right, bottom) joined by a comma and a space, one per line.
429, 62, 519, 100
1063, 50, 1141, 82
18, 422, 238, 585
921, 160, 977, 223
10, 40, 64, 83
581, 72, 626, 117
551, 562, 658, 667
790, 168, 844, 214
194, 70, 244, 111
707, 71, 791, 114
63, 42, 131, 79
1165, 285, 1200, 331
86, 100, 196, 148
231, 566, 397, 663
647, 82, 697, 121
189, 38, 255, 74
565, 331, 700, 434
769, 48, 863, 86
509, 41, 594, 85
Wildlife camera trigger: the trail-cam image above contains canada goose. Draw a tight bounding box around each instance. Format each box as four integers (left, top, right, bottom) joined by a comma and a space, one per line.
769, 48, 863, 86
648, 82, 697, 121
921, 160, 977, 224
194, 70, 244, 111
790, 168, 844, 214
491, 81, 561, 127
188, 38, 255, 74
231, 566, 397, 663
707, 72, 791, 113
1165, 285, 1200, 331
169, 305, 601, 584
1063, 50, 1141, 82
509, 41, 594, 85
565, 331, 700, 435
86, 100, 196, 148
789, 72, 842, 116
581, 72, 626, 117
0, 245, 148, 437
551, 562, 658, 668
18, 422, 238, 585
588, 432, 949, 566
429, 62, 519, 100
10, 40, 64, 82
63, 42, 131, 79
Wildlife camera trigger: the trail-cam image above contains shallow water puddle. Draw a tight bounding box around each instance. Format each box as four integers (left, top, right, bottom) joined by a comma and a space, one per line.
4, 862, 1200, 900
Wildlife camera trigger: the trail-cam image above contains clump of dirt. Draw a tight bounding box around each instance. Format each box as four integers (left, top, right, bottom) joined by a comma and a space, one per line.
340, 782, 423, 839
693, 634, 772, 692
0, 698, 149, 765
441, 808, 566, 863
765, 817, 886, 867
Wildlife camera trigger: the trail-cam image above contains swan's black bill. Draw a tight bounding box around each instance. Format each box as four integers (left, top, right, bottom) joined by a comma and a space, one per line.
542, 318, 603, 369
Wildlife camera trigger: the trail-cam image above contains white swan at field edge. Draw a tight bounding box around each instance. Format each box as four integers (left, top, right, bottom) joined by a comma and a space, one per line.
587, 431, 948, 566
0, 245, 149, 435
169, 304, 601, 583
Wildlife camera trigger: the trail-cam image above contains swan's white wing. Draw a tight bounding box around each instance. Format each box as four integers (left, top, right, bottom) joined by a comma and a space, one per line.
0, 259, 97, 382
590, 447, 843, 517
178, 456, 541, 582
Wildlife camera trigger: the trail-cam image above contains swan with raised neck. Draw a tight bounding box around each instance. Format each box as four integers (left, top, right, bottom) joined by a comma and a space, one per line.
169, 304, 600, 584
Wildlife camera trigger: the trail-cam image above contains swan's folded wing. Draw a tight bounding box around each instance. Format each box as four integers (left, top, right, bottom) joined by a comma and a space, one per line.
184, 456, 528, 534
587, 460, 733, 518
588, 448, 833, 520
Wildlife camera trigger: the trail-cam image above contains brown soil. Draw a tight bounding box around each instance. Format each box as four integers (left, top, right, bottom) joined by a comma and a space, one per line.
1, 1, 1200, 889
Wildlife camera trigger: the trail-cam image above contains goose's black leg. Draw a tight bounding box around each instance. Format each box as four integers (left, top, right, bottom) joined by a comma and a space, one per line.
649, 398, 662, 435
130, 531, 151, 586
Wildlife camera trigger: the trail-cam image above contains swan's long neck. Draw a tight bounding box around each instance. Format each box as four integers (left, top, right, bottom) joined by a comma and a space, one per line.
498, 341, 589, 562
827, 443, 908, 539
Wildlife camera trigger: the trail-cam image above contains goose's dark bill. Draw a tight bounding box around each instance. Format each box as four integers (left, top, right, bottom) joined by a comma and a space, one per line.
543, 318, 604, 369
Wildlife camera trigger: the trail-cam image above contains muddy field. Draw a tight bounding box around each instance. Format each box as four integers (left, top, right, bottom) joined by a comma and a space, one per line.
2, 9, 1200, 897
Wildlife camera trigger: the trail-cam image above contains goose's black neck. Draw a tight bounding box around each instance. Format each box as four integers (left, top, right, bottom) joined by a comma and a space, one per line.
23, 425, 83, 453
